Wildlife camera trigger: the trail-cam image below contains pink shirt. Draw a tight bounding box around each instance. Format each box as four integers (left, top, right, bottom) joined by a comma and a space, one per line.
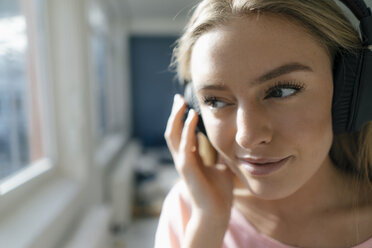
154, 181, 372, 248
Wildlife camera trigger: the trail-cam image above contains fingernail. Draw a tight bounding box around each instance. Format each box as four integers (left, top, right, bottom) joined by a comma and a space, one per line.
173, 94, 183, 109
188, 109, 196, 118
191, 145, 197, 152
184, 109, 194, 125
174, 94, 180, 102
172, 94, 179, 112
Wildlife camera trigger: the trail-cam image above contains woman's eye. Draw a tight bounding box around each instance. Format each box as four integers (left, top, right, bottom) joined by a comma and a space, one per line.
264, 82, 304, 99
266, 88, 297, 98
202, 97, 228, 109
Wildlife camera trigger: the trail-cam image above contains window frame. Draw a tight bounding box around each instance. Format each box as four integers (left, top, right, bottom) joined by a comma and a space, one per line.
87, 2, 129, 168
0, 0, 56, 207
0, 0, 132, 246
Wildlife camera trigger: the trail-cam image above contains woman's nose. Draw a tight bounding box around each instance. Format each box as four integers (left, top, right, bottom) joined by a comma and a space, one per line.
235, 104, 273, 150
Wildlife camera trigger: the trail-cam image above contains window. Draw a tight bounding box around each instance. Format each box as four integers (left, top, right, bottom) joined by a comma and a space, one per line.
89, 3, 126, 145
0, 0, 49, 185
91, 33, 110, 137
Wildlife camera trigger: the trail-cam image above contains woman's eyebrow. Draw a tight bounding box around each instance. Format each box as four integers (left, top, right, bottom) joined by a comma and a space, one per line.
196, 84, 227, 92
195, 62, 312, 91
254, 62, 313, 84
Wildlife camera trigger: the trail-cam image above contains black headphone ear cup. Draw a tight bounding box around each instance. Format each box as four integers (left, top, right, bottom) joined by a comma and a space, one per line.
332, 50, 363, 134
184, 82, 201, 114
184, 83, 207, 135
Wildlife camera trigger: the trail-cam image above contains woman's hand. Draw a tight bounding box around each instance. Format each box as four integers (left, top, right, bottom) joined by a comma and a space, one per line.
164, 94, 234, 230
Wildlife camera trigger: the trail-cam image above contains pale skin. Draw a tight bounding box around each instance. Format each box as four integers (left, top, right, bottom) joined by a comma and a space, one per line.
164, 14, 372, 248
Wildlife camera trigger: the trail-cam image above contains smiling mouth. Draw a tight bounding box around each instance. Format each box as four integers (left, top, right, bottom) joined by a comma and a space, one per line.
237, 156, 292, 176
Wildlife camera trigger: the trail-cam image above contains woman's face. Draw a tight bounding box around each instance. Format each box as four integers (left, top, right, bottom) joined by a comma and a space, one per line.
190, 15, 334, 200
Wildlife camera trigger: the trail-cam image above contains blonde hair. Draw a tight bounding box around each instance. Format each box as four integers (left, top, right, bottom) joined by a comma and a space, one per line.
172, 0, 372, 187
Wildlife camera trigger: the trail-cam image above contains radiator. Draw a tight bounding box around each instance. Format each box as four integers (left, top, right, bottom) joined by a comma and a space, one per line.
109, 140, 141, 230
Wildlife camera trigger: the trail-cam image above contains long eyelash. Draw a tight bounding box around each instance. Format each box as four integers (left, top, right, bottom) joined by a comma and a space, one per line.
201, 96, 218, 105
265, 81, 305, 95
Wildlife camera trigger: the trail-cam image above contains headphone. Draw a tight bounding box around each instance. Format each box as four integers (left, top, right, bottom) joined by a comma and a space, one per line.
184, 0, 372, 135
333, 0, 372, 134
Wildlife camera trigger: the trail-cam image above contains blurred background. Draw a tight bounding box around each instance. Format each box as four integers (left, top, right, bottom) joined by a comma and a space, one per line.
0, 0, 369, 247
0, 0, 199, 247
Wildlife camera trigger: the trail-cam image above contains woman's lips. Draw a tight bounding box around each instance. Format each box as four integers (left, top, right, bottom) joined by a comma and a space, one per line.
237, 156, 292, 176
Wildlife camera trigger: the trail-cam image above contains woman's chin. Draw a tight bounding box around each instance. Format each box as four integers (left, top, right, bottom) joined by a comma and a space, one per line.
232, 174, 300, 201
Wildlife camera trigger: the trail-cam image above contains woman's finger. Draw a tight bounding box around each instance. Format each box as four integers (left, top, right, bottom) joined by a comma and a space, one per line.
177, 109, 203, 176
164, 94, 186, 153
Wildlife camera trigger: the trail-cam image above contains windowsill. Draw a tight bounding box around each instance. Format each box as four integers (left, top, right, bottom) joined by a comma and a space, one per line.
0, 158, 53, 195
0, 158, 56, 215
0, 176, 82, 248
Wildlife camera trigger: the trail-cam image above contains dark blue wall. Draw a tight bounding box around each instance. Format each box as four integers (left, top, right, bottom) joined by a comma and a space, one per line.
130, 36, 181, 147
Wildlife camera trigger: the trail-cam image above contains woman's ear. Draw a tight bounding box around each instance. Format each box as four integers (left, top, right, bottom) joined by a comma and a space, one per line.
197, 132, 217, 166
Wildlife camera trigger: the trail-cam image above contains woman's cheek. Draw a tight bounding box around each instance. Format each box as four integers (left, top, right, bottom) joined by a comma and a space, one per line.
272, 92, 333, 151
203, 113, 235, 156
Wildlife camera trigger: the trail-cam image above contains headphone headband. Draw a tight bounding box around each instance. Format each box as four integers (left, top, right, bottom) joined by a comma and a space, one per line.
340, 0, 370, 19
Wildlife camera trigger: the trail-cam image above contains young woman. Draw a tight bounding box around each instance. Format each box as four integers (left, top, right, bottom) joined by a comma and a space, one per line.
155, 0, 372, 247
